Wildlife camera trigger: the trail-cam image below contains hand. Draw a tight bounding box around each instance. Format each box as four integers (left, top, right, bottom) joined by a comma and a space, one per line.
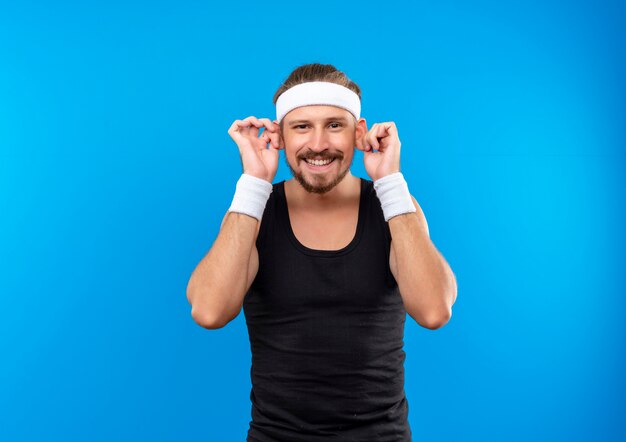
227, 116, 283, 183
360, 122, 401, 181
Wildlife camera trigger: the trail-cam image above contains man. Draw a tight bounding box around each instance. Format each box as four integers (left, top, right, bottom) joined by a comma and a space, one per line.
186, 63, 457, 441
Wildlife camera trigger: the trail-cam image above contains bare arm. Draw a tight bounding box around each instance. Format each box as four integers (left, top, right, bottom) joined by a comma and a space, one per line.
186, 211, 260, 329
389, 195, 457, 330
360, 121, 457, 329
187, 115, 281, 329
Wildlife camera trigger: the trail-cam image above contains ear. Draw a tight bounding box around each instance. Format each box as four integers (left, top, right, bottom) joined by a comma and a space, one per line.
354, 118, 368, 151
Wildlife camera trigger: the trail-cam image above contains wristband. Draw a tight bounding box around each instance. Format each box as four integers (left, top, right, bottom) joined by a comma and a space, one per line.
373, 172, 416, 222
227, 174, 273, 221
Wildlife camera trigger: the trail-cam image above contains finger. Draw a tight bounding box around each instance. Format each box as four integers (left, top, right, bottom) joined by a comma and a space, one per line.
260, 132, 271, 147
373, 125, 387, 149
244, 116, 264, 130
250, 116, 268, 131
368, 124, 380, 150
378, 123, 392, 139
229, 119, 247, 131
244, 116, 273, 134
382, 122, 396, 135
242, 116, 261, 125
267, 131, 281, 150
363, 135, 371, 152
239, 116, 264, 129
246, 116, 278, 140
229, 120, 251, 140
233, 120, 254, 131
241, 116, 261, 136
232, 121, 258, 139
256, 118, 277, 132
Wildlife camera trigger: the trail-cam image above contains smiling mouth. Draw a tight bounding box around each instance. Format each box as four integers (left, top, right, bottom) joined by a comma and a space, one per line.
304, 157, 335, 167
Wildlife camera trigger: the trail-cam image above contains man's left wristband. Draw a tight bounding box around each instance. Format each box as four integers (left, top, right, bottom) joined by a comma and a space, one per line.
373, 172, 416, 222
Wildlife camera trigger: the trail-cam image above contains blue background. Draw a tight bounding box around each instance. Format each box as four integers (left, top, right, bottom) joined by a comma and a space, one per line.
1, 0, 624, 440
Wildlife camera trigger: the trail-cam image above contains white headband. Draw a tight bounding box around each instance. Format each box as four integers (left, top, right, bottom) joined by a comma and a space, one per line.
275, 81, 361, 123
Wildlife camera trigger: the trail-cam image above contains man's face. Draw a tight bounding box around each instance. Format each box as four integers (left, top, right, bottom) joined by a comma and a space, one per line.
279, 105, 365, 194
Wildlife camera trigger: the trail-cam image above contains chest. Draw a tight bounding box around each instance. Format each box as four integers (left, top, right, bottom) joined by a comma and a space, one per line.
287, 204, 359, 251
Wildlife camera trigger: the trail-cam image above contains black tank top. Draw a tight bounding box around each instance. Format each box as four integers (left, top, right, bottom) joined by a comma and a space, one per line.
243, 177, 412, 442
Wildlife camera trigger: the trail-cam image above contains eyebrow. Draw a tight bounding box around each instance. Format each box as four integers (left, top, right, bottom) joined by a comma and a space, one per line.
287, 116, 349, 126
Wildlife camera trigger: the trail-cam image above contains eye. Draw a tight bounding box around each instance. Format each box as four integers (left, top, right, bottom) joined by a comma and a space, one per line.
329, 122, 343, 129
294, 124, 308, 129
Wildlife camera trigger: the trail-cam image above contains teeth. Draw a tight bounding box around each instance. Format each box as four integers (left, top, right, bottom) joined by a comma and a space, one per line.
305, 158, 333, 166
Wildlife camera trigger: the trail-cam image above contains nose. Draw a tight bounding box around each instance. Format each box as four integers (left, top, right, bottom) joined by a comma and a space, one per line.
308, 127, 329, 153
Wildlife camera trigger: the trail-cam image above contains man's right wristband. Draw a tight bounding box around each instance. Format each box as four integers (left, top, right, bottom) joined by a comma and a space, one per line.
227, 174, 273, 221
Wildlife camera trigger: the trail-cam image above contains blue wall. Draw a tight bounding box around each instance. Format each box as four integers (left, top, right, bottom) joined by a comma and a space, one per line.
1, 1, 624, 440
